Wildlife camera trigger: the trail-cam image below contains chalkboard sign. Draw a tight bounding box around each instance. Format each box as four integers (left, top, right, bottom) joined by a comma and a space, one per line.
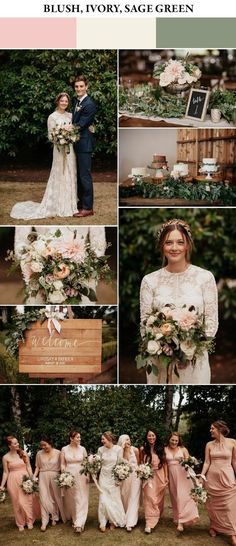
185, 89, 210, 121
19, 319, 102, 376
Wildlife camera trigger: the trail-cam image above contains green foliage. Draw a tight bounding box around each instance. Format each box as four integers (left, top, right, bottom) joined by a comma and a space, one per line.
0, 342, 18, 383
119, 208, 236, 331
119, 85, 187, 118
120, 177, 236, 205
0, 50, 117, 159
102, 341, 117, 362
209, 89, 236, 122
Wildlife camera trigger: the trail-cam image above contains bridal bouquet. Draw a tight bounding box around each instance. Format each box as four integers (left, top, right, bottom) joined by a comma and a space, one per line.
112, 459, 133, 485
80, 454, 102, 476
20, 475, 39, 494
6, 229, 111, 304
136, 304, 215, 379
190, 484, 208, 504
153, 57, 201, 88
50, 122, 79, 153
54, 471, 75, 489
136, 463, 153, 482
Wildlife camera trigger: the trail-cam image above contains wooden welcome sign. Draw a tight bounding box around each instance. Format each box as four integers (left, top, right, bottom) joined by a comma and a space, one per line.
19, 319, 102, 376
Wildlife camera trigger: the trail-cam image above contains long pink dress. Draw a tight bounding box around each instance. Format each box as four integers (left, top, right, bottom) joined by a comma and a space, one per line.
7, 459, 37, 530
36, 449, 66, 527
143, 453, 167, 529
165, 446, 199, 525
120, 448, 141, 528
61, 445, 89, 529
205, 442, 236, 535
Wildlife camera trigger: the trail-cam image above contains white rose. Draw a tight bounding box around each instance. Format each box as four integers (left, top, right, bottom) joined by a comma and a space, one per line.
147, 340, 161, 355
180, 340, 196, 360
159, 71, 172, 87
31, 261, 43, 273
33, 239, 47, 254
146, 315, 156, 326
53, 280, 64, 290
48, 290, 66, 304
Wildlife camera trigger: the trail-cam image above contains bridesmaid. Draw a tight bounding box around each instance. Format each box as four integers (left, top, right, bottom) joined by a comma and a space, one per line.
97, 431, 126, 532
164, 431, 199, 534
33, 436, 66, 531
201, 420, 236, 545
140, 429, 168, 534
0, 435, 37, 531
117, 434, 141, 532
61, 430, 89, 533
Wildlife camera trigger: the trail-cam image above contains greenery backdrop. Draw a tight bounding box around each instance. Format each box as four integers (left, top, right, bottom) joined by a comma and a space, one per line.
119, 208, 236, 342
0, 385, 235, 473
0, 50, 117, 161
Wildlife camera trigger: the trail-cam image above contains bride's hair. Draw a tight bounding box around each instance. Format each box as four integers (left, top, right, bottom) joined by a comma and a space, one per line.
157, 219, 194, 264
55, 92, 71, 108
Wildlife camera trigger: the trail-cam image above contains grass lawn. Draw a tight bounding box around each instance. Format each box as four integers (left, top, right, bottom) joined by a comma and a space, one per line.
0, 181, 117, 226
0, 484, 230, 546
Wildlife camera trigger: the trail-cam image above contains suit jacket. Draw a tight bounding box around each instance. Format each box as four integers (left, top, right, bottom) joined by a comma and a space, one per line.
72, 95, 97, 153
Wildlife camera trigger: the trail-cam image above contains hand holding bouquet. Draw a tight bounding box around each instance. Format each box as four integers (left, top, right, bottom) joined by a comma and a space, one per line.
136, 463, 154, 481
50, 122, 80, 153
136, 304, 215, 380
54, 471, 75, 489
190, 484, 208, 504
179, 455, 200, 470
0, 489, 6, 503
6, 229, 111, 304
80, 454, 102, 476
20, 475, 39, 494
112, 459, 133, 485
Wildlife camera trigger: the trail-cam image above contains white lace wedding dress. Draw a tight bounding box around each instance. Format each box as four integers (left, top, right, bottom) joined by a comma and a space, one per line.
10, 111, 78, 219
140, 264, 218, 385
14, 226, 106, 304
97, 445, 126, 528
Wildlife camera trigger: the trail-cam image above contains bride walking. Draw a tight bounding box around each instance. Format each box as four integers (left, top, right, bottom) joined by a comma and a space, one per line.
10, 92, 78, 219
139, 218, 218, 384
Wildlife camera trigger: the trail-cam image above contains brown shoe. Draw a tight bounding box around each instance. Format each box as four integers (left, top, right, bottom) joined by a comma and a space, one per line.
73, 209, 94, 218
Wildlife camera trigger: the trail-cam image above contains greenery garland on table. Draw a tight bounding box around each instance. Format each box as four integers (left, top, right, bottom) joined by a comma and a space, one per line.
119, 85, 187, 118
119, 85, 236, 123
120, 177, 236, 205
4, 308, 66, 358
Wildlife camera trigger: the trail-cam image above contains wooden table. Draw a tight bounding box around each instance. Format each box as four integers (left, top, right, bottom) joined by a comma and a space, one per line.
119, 115, 182, 127
119, 196, 220, 207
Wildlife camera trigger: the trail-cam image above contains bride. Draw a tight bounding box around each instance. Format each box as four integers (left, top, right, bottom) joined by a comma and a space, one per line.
140, 218, 218, 385
10, 92, 78, 219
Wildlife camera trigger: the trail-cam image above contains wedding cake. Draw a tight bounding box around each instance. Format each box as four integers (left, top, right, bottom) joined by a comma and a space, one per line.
151, 155, 168, 168
128, 167, 147, 177
199, 158, 219, 179
171, 163, 189, 177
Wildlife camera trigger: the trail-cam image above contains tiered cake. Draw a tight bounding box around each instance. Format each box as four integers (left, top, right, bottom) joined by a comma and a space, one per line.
199, 158, 219, 180
148, 154, 169, 179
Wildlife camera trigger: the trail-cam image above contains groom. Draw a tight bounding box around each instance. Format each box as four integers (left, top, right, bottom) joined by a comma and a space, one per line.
72, 75, 97, 218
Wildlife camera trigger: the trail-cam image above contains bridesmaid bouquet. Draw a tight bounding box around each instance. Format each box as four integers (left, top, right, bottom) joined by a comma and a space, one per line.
54, 471, 75, 489
112, 459, 133, 485
80, 454, 102, 476
20, 475, 39, 494
136, 463, 154, 481
190, 485, 208, 504
6, 229, 111, 304
0, 490, 6, 503
179, 456, 200, 471
136, 304, 215, 380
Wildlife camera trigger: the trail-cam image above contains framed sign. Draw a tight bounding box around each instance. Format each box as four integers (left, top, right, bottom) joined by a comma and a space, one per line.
185, 89, 210, 121
19, 319, 102, 375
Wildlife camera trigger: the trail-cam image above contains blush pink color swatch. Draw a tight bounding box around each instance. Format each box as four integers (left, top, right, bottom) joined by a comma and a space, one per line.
0, 18, 76, 48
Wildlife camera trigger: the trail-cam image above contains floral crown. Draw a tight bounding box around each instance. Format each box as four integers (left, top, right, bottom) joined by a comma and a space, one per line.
157, 219, 192, 241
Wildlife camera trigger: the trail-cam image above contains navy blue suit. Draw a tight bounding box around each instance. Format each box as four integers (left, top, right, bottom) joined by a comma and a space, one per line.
72, 95, 97, 210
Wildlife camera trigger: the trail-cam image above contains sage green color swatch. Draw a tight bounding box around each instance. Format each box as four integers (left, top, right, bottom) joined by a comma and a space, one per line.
156, 18, 236, 48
